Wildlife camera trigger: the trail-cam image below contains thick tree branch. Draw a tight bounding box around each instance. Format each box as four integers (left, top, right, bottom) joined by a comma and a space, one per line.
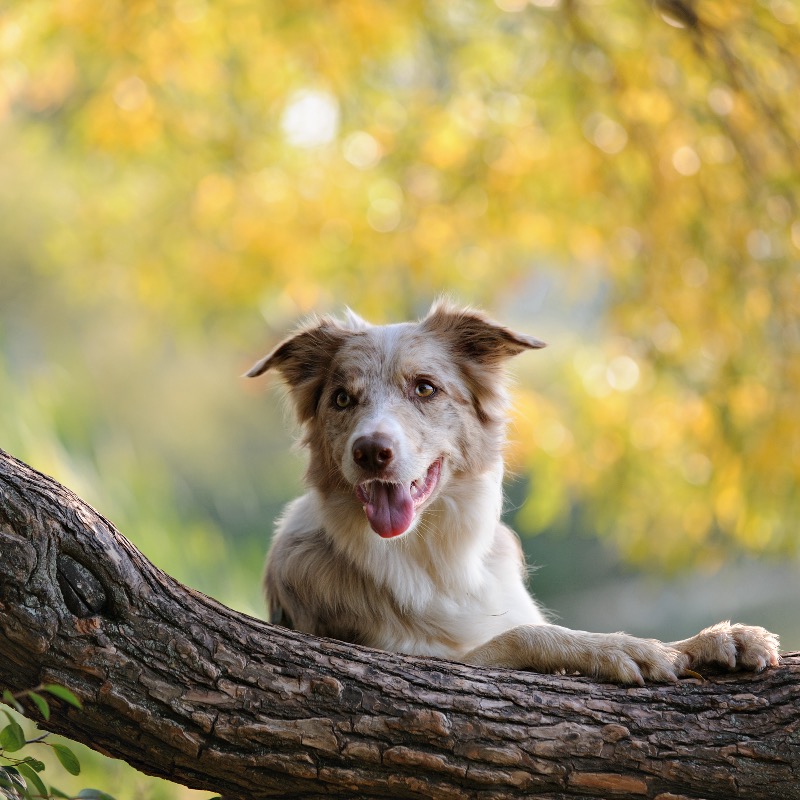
0, 448, 798, 799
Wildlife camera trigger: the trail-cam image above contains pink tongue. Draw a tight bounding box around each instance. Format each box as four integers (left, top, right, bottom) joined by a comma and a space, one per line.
364, 482, 414, 538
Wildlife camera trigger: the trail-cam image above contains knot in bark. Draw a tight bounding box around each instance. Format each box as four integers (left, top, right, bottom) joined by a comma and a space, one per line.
57, 554, 107, 618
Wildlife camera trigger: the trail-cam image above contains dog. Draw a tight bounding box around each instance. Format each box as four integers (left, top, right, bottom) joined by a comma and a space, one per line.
247, 301, 780, 684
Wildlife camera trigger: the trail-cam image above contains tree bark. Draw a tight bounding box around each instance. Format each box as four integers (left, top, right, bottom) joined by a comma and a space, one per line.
0, 449, 798, 800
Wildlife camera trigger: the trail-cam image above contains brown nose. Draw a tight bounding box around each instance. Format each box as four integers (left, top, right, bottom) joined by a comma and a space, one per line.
352, 434, 394, 473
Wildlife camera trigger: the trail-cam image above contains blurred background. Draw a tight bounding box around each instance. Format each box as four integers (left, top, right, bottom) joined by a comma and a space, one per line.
1, 0, 798, 797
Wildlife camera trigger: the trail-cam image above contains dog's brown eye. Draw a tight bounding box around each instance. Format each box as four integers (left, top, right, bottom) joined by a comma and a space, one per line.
334, 390, 353, 409
415, 381, 437, 399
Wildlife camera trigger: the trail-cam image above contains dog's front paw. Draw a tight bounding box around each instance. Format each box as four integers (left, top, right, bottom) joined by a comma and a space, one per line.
586, 634, 689, 686
675, 621, 780, 673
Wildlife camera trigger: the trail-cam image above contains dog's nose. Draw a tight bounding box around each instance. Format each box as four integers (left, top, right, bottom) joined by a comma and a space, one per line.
352, 435, 394, 473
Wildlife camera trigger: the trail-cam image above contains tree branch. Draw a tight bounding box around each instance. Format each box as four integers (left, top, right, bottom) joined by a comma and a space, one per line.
0, 448, 798, 799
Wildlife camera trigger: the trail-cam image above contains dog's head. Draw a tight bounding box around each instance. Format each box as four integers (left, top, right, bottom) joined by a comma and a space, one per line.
248, 301, 545, 539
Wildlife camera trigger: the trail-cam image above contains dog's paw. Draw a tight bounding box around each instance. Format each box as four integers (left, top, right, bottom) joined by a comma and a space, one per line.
585, 634, 689, 686
675, 621, 780, 673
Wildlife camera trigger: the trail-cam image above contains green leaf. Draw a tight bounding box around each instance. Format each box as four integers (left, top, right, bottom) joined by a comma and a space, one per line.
76, 790, 117, 800
20, 758, 45, 774
18, 762, 47, 799
1, 691, 24, 715
26, 693, 50, 722
0, 720, 27, 753
50, 744, 81, 776
41, 686, 82, 710
49, 787, 72, 799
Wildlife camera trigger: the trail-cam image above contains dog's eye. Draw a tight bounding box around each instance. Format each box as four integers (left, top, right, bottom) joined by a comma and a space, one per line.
415, 381, 437, 399
334, 390, 353, 409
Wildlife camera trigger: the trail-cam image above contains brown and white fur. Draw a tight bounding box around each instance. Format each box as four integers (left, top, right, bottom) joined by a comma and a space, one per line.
247, 302, 780, 684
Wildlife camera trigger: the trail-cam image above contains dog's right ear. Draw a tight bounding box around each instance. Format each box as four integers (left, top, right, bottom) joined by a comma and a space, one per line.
246, 318, 350, 422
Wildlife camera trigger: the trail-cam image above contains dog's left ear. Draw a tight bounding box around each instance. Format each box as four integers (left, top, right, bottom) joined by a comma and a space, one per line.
421, 302, 546, 362
422, 302, 545, 423
246, 317, 351, 422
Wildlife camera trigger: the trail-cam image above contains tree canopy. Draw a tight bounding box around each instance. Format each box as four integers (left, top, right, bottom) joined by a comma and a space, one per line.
2, 0, 797, 569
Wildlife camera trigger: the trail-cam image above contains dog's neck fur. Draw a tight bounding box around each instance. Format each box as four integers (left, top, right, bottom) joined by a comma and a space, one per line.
309, 459, 506, 612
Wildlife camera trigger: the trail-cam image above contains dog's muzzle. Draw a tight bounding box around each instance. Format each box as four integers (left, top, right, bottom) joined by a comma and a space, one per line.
355, 459, 442, 538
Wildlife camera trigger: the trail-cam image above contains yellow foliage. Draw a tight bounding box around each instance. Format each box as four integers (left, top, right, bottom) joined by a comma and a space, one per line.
1, 0, 798, 570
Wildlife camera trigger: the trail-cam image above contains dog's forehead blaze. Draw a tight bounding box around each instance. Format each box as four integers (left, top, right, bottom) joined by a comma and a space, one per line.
328, 323, 466, 389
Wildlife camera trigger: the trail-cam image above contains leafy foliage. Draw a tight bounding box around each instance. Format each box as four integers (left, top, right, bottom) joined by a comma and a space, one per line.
1, 686, 87, 800
1, 1, 797, 570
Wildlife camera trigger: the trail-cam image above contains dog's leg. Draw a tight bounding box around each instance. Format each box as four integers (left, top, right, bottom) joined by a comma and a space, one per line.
669, 620, 780, 672
463, 624, 689, 685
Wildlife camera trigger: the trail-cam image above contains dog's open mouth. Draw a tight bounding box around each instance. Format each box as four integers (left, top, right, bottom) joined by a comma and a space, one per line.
355, 459, 442, 538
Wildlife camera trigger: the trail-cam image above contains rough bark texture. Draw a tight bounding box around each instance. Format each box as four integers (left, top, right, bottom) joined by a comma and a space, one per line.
0, 448, 798, 800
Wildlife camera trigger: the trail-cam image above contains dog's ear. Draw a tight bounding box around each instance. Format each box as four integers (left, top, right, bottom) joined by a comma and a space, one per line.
422, 301, 545, 423
246, 317, 351, 422
421, 301, 546, 362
